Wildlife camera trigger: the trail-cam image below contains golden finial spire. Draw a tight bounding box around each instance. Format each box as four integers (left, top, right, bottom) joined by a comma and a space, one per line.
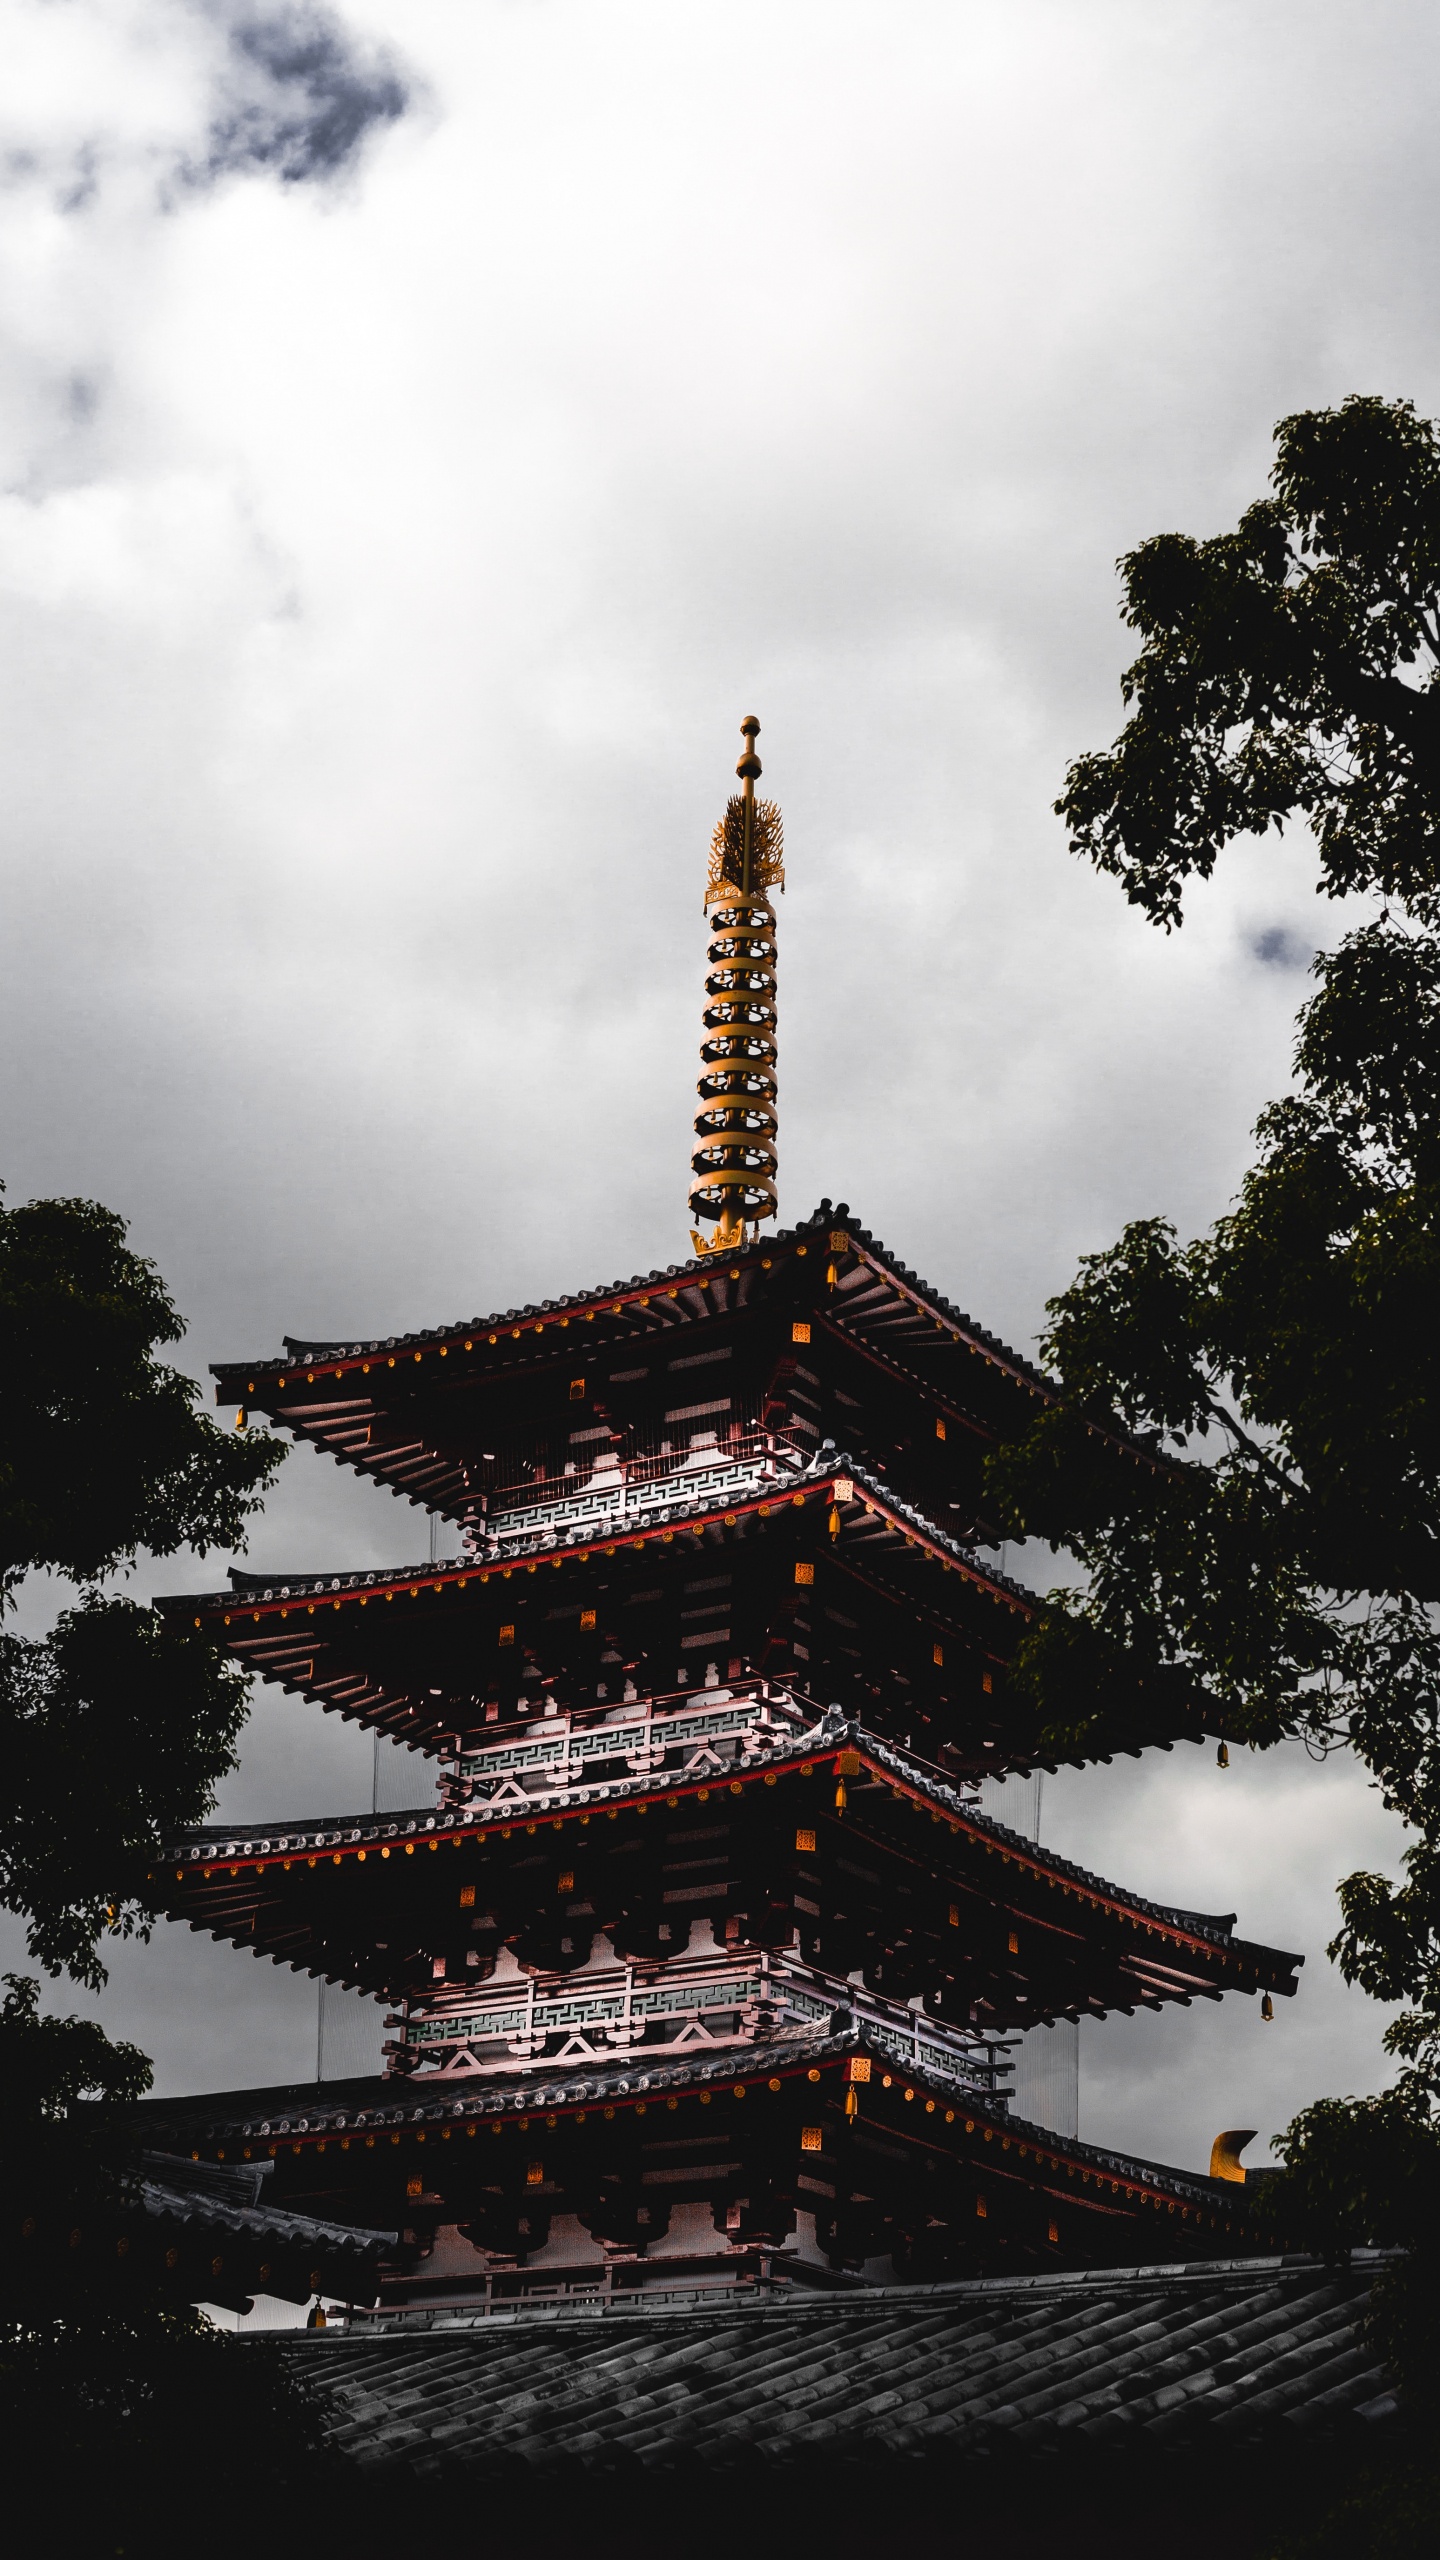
689, 717, 785, 1254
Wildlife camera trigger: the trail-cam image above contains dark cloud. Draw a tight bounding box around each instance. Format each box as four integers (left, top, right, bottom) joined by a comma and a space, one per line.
1250, 925, 1314, 969
192, 2, 411, 189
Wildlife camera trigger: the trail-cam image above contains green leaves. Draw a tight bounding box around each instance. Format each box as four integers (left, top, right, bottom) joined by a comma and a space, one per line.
987, 912, 1440, 1812
0, 1600, 252, 1987
991, 395, 1440, 2399
1272, 2076, 1440, 2258
1036, 1218, 1213, 1438
0, 1185, 284, 1986
1272, 2076, 1440, 2410
0, 1973, 154, 2333
999, 501, 1440, 1771
1058, 396, 1440, 926
0, 1979, 332, 2485
0, 1195, 286, 2361
1, 1970, 150, 2120
0, 1190, 282, 1605
0, 1173, 286, 2356
1004, 399, 1440, 2367
1292, 922, 1440, 1170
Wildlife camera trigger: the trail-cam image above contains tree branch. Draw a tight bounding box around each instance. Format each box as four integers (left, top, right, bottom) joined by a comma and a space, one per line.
1204, 1393, 1305, 1493
1339, 670, 1440, 767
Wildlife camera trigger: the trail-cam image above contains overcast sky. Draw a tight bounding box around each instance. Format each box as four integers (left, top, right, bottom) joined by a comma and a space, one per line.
2, 0, 1431, 2173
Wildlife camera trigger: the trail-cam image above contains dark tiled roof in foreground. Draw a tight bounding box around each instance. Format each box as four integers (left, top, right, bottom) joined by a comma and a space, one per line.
272, 2256, 1396, 2472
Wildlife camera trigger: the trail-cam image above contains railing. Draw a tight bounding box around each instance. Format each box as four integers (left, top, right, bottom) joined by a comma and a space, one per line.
450, 1687, 815, 1802
399, 1945, 1008, 2096
465, 1432, 807, 1557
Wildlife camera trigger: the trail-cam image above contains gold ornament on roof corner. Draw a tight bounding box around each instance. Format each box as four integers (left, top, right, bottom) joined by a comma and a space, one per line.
1208, 2128, 1256, 2184
690, 715, 784, 1255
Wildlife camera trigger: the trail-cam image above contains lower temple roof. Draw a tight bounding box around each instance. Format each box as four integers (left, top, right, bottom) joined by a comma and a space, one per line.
17, 2150, 394, 2318
139, 2020, 1270, 2284
139, 2153, 393, 2286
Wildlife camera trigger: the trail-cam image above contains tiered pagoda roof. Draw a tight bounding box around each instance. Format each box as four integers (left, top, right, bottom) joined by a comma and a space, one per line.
190, 1201, 1213, 1787
156, 1716, 1298, 2037
211, 1203, 1169, 1549
142, 2013, 1268, 2308
155, 1196, 1290, 2301
166, 1448, 1209, 1773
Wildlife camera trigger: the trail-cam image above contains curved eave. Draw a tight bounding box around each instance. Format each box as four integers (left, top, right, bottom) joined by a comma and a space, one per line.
140, 2027, 1265, 2255
153, 1722, 1300, 2022
209, 1208, 1170, 1505
162, 1461, 1041, 1749
213, 1208, 1053, 1402
164, 1455, 1216, 1768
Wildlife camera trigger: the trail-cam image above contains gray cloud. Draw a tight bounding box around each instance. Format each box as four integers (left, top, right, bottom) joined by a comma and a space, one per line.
190, 3, 411, 188
0, 3, 413, 221
1250, 925, 1315, 969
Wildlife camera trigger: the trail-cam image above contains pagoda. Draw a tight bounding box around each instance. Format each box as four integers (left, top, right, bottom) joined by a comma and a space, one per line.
147, 721, 1300, 2314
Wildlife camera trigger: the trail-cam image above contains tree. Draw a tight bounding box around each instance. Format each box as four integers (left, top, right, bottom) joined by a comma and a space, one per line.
0, 1186, 282, 2378
1, 1599, 254, 1985
1059, 393, 1440, 928
0, 1188, 281, 1984
986, 396, 1440, 2397
0, 1969, 153, 2324
0, 1965, 334, 2539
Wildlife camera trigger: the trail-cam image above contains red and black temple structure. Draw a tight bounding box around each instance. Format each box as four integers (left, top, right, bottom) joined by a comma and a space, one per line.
144, 722, 1299, 2316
